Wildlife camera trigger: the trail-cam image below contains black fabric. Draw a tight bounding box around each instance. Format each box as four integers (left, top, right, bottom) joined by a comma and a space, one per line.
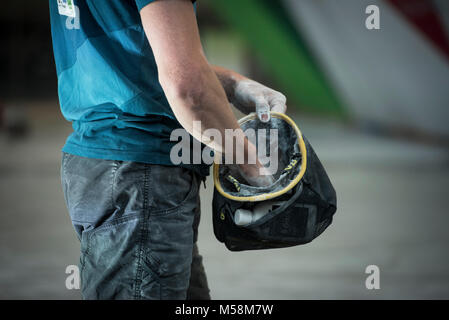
212, 137, 337, 251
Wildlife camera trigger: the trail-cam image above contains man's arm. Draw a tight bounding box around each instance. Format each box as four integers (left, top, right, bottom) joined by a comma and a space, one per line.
139, 0, 272, 185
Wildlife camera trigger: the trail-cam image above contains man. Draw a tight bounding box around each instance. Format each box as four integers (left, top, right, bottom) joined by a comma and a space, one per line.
50, 0, 286, 300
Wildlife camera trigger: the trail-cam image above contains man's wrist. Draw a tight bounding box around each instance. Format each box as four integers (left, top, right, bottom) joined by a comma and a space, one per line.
212, 65, 246, 104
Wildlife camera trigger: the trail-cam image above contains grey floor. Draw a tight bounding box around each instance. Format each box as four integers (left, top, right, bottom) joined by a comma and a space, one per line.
1, 102, 448, 299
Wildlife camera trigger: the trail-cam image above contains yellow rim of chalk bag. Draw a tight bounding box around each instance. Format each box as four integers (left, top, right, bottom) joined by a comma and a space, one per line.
213, 112, 307, 202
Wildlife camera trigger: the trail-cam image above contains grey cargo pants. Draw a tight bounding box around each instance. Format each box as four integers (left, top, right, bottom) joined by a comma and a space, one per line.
61, 152, 210, 300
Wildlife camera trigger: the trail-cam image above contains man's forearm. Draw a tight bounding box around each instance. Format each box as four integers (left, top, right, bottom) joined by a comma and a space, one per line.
163, 59, 257, 165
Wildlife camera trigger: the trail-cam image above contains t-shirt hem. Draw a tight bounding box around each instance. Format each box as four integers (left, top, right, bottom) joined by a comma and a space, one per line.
62, 142, 210, 176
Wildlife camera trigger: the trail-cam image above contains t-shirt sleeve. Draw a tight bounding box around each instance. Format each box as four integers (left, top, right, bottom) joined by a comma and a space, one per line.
135, 0, 196, 11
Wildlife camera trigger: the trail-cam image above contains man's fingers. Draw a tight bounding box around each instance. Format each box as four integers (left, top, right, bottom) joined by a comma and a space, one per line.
256, 93, 286, 121
255, 98, 271, 123
271, 102, 287, 114
270, 95, 287, 114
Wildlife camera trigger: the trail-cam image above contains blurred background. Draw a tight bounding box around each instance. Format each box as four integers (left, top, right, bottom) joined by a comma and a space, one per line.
1, 0, 448, 299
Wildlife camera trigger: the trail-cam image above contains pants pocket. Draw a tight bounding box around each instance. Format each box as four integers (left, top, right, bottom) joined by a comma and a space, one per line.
149, 166, 199, 214
80, 213, 142, 300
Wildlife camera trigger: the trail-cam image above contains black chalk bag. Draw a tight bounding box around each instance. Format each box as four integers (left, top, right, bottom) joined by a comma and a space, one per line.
212, 112, 337, 251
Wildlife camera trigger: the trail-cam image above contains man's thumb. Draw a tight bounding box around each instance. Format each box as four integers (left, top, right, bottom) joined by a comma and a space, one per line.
256, 98, 270, 123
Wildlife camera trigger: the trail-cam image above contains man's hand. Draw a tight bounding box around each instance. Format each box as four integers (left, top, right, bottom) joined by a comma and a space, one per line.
233, 79, 287, 123
237, 164, 275, 187
213, 66, 287, 123
229, 163, 275, 187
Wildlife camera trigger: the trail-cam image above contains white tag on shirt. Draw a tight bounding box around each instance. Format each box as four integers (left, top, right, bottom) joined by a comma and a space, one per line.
57, 0, 76, 18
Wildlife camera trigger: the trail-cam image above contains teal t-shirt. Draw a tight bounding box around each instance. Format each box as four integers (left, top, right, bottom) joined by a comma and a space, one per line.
49, 0, 208, 176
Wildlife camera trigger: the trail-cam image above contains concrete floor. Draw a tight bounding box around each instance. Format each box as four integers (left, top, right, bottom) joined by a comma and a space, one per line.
1, 102, 448, 299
